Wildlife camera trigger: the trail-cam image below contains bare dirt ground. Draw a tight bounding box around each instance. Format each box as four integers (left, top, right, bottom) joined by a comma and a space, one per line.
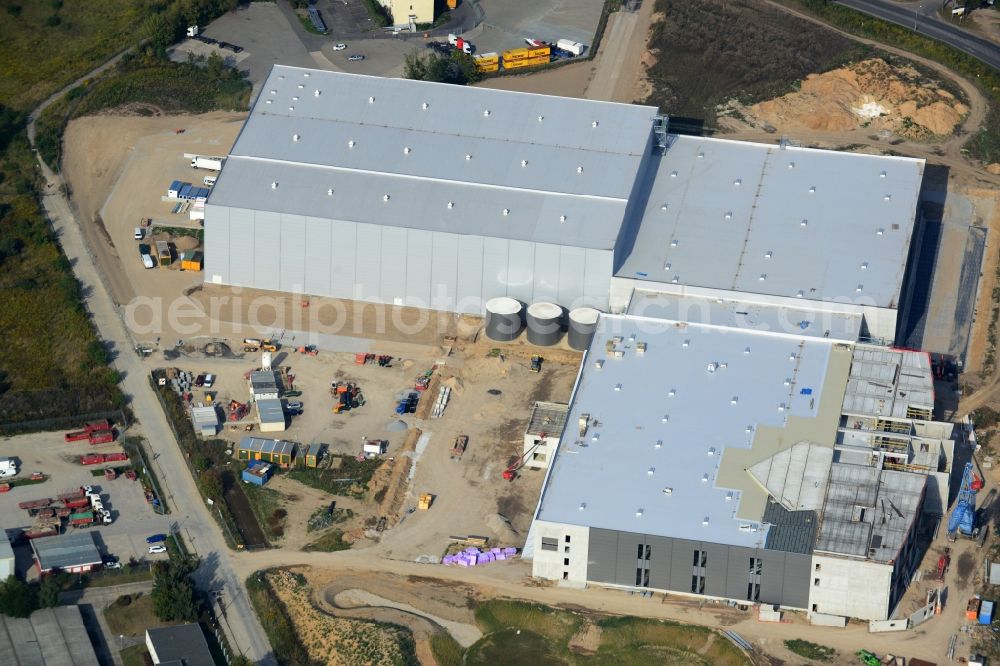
969, 9, 1000, 43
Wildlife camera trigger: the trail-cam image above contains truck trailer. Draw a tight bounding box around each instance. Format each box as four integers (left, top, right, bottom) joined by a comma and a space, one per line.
191, 155, 225, 170
556, 39, 586, 56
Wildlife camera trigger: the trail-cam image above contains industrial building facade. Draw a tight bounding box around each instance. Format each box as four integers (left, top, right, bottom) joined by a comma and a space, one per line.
204, 68, 923, 342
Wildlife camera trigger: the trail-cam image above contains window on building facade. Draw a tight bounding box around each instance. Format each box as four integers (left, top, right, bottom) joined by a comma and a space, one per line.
541, 537, 558, 552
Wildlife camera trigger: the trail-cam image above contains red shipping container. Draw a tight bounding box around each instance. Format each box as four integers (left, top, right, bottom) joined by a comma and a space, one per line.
84, 420, 112, 433
64, 431, 89, 442
62, 497, 90, 509
80, 454, 105, 465
104, 452, 129, 462
88, 430, 114, 445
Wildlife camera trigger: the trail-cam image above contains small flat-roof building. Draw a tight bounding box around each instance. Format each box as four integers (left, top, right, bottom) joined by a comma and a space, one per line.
256, 398, 286, 433
0, 606, 100, 666
250, 370, 280, 400
523, 402, 569, 470
242, 461, 274, 487
31, 531, 102, 575
146, 624, 214, 666
303, 443, 324, 468
237, 437, 296, 467
191, 405, 219, 438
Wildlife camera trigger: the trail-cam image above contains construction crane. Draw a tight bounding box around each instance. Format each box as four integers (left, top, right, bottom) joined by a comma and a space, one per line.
503, 436, 544, 481
947, 462, 984, 541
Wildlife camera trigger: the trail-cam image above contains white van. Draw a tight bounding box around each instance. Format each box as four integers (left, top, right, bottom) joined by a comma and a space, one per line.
134, 227, 144, 240
0, 457, 17, 478
203, 176, 217, 187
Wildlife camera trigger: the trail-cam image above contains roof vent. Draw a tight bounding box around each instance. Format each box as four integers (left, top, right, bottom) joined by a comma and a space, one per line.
707, 362, 718, 374
788, 161, 795, 169
697, 151, 704, 159
670, 276, 679, 284
883, 194, 892, 202
521, 160, 528, 167
592, 121, 599, 128
796, 290, 804, 297
422, 102, 429, 110
278, 75, 284, 79
707, 447, 716, 456
682, 339, 689, 348
660, 203, 668, 211
856, 284, 863, 293
292, 96, 299, 101
383, 194, 390, 202
744, 346, 750, 354
579, 502, 586, 511
614, 383, 622, 391
348, 140, 355, 148
789, 353, 797, 361
655, 440, 663, 449
483, 109, 491, 117
861, 261, 868, 270
297, 84, 304, 89
726, 492, 733, 501
670, 171, 678, 178
369, 96, 375, 103
269, 89, 276, 95
559, 215, 567, 223
292, 134, 300, 142
447, 201, 454, 209
403, 146, 411, 154
663, 487, 673, 495
502, 208, 510, 216
670, 239, 678, 247
800, 219, 808, 228
731, 396, 738, 405
734, 178, 741, 187
271, 181, 278, 189
746, 425, 753, 433
303, 72, 310, 78
327, 188, 334, 196
538, 115, 544, 122
576, 166, 584, 174
594, 359, 604, 369
724, 211, 732, 220
668, 389, 676, 397
701, 474, 709, 483
877, 227, 884, 235
764, 250, 772, 259
314, 90, 321, 97
288, 106, 295, 111
661, 414, 669, 422
880, 170, 887, 178
759, 273, 766, 281
647, 467, 655, 476
809, 186, 816, 193
778, 403, 786, 411
265, 100, 272, 105
663, 262, 671, 271
784, 378, 791, 386
465, 154, 472, 161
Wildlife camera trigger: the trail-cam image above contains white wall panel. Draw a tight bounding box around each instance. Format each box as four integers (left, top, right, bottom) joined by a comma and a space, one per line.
456, 235, 484, 313
304, 217, 332, 295
507, 240, 536, 304
253, 211, 282, 291
330, 220, 357, 299
558, 246, 586, 307
430, 233, 459, 311
227, 208, 254, 286
533, 244, 560, 303
584, 250, 613, 309
405, 229, 433, 307
379, 226, 408, 304
204, 205, 230, 284
481, 237, 510, 302
279, 214, 307, 293
355, 224, 383, 301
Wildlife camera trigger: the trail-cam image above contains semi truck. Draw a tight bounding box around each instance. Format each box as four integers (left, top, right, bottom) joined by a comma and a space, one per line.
191, 155, 225, 170
556, 39, 586, 56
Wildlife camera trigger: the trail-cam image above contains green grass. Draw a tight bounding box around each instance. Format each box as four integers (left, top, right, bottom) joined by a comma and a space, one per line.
245, 573, 313, 666
430, 632, 464, 666
5, 475, 50, 489
86, 565, 155, 588
149, 226, 204, 241
467, 628, 564, 666
784, 639, 837, 662
241, 482, 286, 541
302, 528, 351, 552
295, 12, 329, 35
120, 644, 152, 666
104, 593, 172, 637
286, 455, 384, 497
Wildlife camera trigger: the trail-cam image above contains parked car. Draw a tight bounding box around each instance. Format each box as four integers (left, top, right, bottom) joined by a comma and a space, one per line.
194, 374, 206, 388
348, 54, 365, 62
145, 533, 167, 544
204, 374, 215, 388
134, 227, 143, 240
148, 545, 167, 554
333, 43, 347, 51
104, 560, 122, 569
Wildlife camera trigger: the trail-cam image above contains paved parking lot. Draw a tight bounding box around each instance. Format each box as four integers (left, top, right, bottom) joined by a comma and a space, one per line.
0, 431, 172, 576
471, 0, 604, 55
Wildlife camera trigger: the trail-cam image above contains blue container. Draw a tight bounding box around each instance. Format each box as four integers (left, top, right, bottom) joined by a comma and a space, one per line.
242, 461, 273, 487
979, 600, 994, 625
178, 184, 193, 199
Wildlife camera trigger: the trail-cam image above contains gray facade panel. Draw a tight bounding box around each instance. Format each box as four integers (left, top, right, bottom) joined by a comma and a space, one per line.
204, 205, 230, 284
379, 226, 407, 304
304, 217, 332, 295
481, 237, 510, 302
330, 220, 357, 298
779, 552, 811, 609
430, 232, 458, 311
646, 535, 673, 590
355, 224, 382, 301
703, 542, 731, 598
558, 247, 586, 307
727, 548, 752, 602
280, 214, 306, 293
615, 532, 642, 586
254, 211, 282, 291
405, 229, 433, 307
456, 235, 484, 313
228, 208, 254, 286
669, 539, 699, 593
533, 244, 560, 303
758, 550, 788, 606
584, 250, 612, 309
587, 528, 618, 584
507, 240, 536, 305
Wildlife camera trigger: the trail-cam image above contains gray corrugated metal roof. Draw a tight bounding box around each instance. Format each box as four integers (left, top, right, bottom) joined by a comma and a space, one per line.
842, 346, 933, 418
0, 607, 99, 666
762, 501, 817, 555
239, 435, 294, 454
616, 135, 924, 308
209, 67, 657, 250
146, 625, 214, 666
256, 399, 285, 425
31, 532, 101, 572
535, 314, 836, 547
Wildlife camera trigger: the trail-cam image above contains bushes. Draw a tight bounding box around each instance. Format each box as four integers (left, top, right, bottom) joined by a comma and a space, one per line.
362, 0, 391, 27
245, 573, 313, 665
404, 51, 482, 85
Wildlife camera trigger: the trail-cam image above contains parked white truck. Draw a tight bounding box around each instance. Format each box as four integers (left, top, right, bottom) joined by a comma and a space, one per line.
191, 155, 225, 170
556, 39, 586, 56
0, 456, 17, 478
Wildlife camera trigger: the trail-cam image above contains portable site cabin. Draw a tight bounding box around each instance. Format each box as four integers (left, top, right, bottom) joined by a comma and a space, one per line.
242, 461, 274, 486
191, 406, 219, 437
156, 241, 172, 266
303, 443, 324, 468
237, 437, 295, 467
249, 371, 280, 400
181, 251, 203, 271
362, 439, 388, 457
256, 399, 286, 433
167, 180, 184, 198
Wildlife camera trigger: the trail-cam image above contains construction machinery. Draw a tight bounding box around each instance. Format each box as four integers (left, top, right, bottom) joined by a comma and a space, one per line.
228, 400, 249, 421
451, 435, 469, 460
948, 462, 983, 541
530, 355, 543, 373
936, 547, 951, 580
503, 441, 542, 481
857, 650, 880, 666
243, 338, 279, 352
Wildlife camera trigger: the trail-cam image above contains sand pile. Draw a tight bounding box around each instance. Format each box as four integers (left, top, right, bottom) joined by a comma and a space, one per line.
746, 58, 968, 138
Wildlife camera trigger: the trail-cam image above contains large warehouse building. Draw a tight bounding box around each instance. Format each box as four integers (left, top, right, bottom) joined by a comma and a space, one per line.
204, 67, 923, 342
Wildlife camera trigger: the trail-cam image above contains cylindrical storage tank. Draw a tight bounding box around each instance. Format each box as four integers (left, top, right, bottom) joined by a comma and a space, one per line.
526, 302, 563, 346
568, 307, 601, 351
485, 297, 524, 342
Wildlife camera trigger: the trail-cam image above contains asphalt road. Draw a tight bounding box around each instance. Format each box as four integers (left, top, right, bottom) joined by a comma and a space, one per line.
836, 0, 1000, 70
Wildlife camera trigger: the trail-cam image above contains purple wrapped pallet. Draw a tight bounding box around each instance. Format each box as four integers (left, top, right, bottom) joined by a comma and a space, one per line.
496, 553, 506, 561
490, 547, 501, 554
465, 547, 480, 554
503, 547, 518, 555
455, 559, 469, 567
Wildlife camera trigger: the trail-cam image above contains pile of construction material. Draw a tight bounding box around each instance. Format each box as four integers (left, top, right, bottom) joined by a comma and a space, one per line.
431, 385, 451, 419
443, 546, 518, 567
